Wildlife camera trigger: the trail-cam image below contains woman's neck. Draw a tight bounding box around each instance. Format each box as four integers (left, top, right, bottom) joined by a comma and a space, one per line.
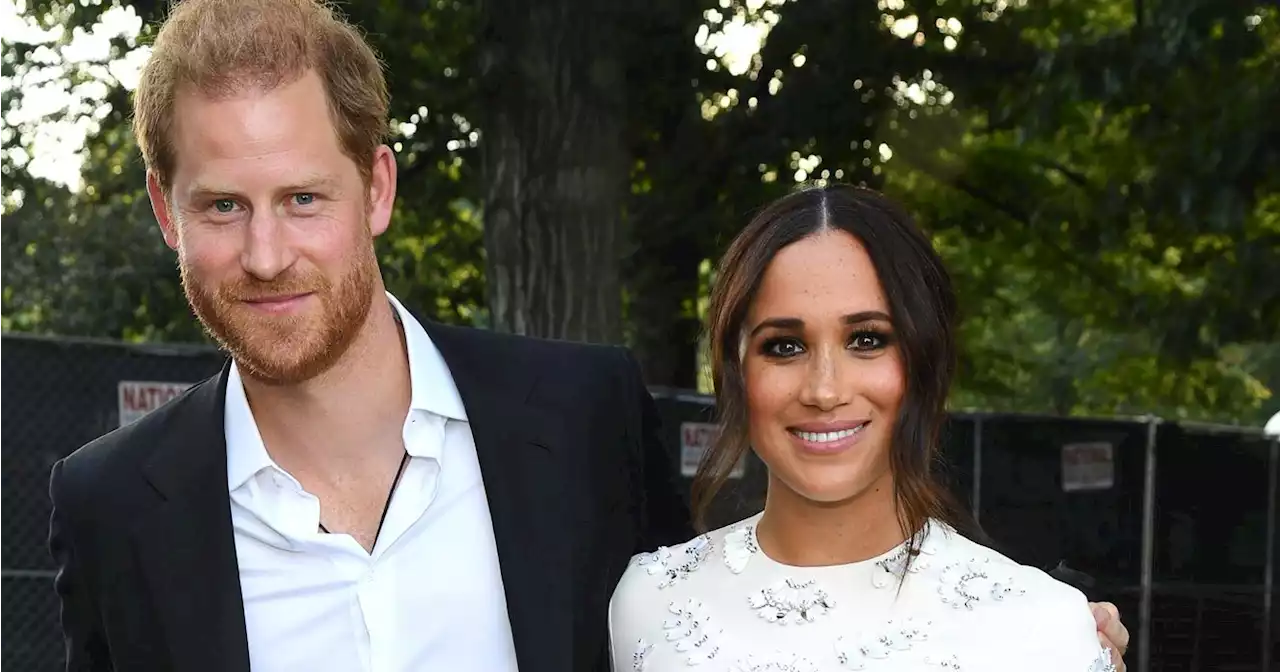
754, 471, 907, 567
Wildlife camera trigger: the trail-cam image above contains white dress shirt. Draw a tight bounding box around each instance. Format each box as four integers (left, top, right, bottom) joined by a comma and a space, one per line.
225, 292, 519, 672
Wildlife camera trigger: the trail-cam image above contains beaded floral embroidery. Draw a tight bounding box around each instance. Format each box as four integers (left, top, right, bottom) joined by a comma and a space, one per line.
662, 598, 723, 665
636, 534, 714, 589
724, 522, 761, 574
748, 578, 836, 625
936, 558, 1025, 610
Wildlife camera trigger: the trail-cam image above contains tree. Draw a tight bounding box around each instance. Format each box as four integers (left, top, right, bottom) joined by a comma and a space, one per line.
474, 0, 630, 343
4, 0, 1276, 425
3, 0, 489, 339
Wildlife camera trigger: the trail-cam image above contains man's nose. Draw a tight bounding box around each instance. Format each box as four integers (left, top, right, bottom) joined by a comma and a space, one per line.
240, 212, 294, 281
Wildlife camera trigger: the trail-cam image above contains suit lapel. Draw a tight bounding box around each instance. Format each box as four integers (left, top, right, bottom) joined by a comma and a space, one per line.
132, 364, 250, 672
424, 321, 573, 672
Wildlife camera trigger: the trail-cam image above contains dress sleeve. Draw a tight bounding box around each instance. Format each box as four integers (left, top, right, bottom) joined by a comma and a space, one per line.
608, 559, 659, 672
1014, 578, 1117, 672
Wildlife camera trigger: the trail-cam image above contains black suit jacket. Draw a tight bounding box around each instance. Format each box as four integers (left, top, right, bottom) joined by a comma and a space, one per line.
47, 320, 693, 672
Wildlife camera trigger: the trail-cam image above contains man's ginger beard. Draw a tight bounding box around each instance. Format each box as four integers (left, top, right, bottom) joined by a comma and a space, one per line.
180, 224, 380, 386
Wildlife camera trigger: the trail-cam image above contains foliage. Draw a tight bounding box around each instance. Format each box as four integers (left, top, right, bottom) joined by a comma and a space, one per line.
2, 0, 1276, 425
2, 0, 485, 341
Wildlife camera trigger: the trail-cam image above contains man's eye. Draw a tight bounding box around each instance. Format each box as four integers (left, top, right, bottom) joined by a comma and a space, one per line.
213, 199, 236, 213
293, 193, 316, 206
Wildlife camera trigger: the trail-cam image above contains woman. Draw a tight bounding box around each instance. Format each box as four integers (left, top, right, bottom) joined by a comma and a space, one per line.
610, 185, 1118, 671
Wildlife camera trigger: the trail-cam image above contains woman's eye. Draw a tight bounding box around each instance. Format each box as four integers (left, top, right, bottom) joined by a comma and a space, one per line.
293, 193, 316, 206
763, 338, 804, 358
212, 199, 236, 213
850, 332, 886, 351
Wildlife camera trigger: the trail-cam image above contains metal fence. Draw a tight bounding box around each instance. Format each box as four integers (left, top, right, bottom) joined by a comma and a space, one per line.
3, 334, 1276, 672
1, 333, 227, 671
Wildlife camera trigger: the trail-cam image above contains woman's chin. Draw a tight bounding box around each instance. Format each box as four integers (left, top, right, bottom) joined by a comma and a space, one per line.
777, 471, 888, 506
762, 463, 896, 506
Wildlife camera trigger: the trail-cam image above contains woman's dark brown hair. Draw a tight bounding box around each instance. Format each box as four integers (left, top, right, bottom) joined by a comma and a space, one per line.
692, 183, 981, 558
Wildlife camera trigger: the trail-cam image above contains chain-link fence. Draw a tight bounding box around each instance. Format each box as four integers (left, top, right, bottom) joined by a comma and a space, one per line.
2, 333, 226, 672
4, 336, 1277, 672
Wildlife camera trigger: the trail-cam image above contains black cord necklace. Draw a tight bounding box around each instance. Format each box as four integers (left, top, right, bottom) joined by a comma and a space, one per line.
318, 302, 412, 545
318, 449, 411, 546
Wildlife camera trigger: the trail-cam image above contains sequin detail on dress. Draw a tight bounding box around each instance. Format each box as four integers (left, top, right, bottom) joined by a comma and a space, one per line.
731, 651, 820, 672
724, 522, 761, 574
631, 639, 653, 671
663, 598, 723, 666
936, 558, 1025, 610
636, 535, 714, 589
834, 618, 933, 670
748, 578, 835, 625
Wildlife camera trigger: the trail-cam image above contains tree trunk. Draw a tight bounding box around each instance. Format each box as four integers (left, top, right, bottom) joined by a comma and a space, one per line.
626, 227, 703, 388
477, 0, 628, 344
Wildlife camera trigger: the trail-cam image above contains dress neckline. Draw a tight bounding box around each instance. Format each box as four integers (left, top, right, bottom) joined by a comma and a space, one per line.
724, 513, 941, 576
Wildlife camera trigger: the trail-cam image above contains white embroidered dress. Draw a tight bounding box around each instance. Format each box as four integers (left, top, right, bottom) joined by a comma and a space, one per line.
608, 513, 1116, 672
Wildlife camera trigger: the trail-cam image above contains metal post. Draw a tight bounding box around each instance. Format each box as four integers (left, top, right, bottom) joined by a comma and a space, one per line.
972, 416, 983, 523
1262, 437, 1277, 672
1138, 417, 1159, 672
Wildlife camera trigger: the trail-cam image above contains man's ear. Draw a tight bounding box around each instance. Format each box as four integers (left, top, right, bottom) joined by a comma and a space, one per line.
365, 145, 397, 238
146, 171, 179, 250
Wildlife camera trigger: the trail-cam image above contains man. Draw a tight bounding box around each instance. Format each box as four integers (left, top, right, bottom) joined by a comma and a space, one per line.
46, 0, 1131, 670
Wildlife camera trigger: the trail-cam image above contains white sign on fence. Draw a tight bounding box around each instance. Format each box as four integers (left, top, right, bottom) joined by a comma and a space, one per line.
1061, 441, 1115, 492
680, 421, 746, 479
117, 380, 193, 428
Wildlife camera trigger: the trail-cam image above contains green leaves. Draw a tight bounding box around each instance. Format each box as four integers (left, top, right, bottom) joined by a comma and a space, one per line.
2, 0, 1274, 424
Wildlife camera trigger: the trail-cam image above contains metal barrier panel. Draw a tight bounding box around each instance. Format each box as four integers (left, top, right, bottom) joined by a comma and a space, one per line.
1151, 423, 1274, 671
1268, 438, 1278, 672
937, 415, 977, 518
975, 415, 1150, 668
648, 389, 769, 531
1, 334, 225, 672
976, 416, 1149, 583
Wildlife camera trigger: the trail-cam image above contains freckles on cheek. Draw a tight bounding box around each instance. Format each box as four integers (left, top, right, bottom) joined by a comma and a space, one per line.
744, 362, 789, 421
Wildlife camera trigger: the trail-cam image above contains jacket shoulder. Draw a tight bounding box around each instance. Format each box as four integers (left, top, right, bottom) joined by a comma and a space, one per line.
57, 374, 220, 495
428, 321, 634, 375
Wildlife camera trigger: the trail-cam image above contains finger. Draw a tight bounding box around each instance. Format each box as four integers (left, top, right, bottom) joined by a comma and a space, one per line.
1094, 602, 1129, 649
1091, 603, 1112, 627
1099, 634, 1126, 672
1099, 601, 1121, 625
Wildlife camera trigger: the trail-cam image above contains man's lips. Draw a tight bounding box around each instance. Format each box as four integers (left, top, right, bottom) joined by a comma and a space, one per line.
242, 292, 311, 304
239, 292, 313, 313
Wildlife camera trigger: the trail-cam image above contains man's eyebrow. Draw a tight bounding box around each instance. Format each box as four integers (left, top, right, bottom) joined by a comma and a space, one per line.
185, 175, 343, 198
286, 174, 343, 191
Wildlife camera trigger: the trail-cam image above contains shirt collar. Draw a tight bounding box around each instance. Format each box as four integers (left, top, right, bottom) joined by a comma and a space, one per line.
388, 291, 468, 423
224, 291, 467, 491
224, 362, 272, 491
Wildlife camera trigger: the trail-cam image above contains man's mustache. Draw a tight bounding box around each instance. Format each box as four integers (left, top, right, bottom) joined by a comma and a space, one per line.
219, 276, 327, 302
